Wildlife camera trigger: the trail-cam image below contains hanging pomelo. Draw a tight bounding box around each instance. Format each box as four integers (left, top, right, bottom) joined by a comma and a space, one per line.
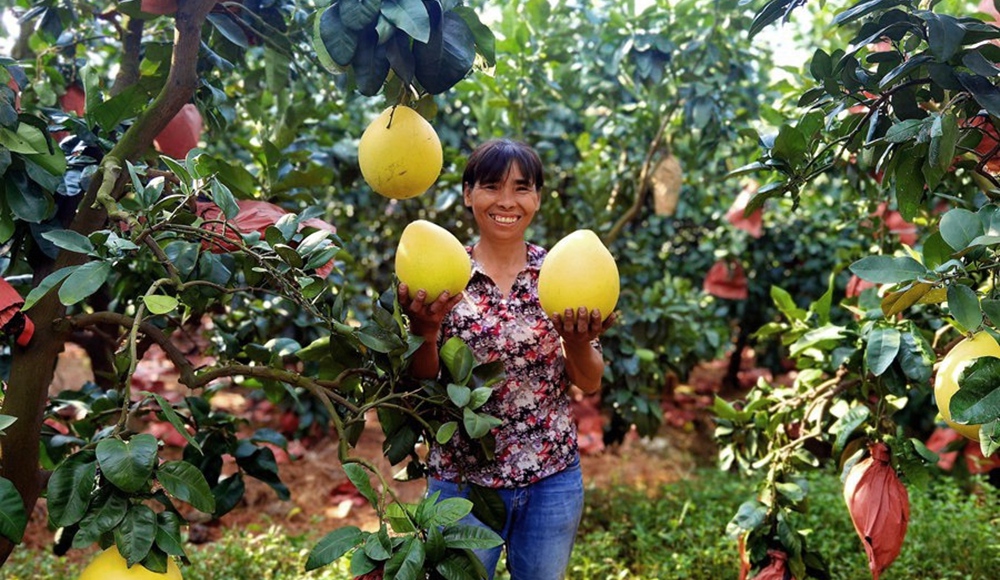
395, 220, 471, 301
358, 106, 442, 200
538, 229, 619, 320
934, 331, 1000, 441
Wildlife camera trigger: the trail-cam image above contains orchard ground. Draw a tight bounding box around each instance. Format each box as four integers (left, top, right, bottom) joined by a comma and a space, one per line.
19, 343, 772, 565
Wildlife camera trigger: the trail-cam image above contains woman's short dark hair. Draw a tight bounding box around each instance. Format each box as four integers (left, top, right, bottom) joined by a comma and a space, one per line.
462, 139, 544, 191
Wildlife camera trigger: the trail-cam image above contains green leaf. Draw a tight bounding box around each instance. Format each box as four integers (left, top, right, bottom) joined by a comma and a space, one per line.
96, 435, 158, 494
849, 255, 926, 284
340, 0, 381, 31
452, 6, 495, 67
58, 260, 112, 306
343, 463, 379, 509
770, 124, 808, 167
940, 208, 985, 251
440, 337, 475, 384
726, 499, 767, 535
948, 284, 982, 332
72, 492, 129, 549
306, 526, 364, 571
832, 406, 871, 454
866, 326, 901, 376
116, 504, 157, 566
414, 11, 476, 95
929, 113, 959, 173
157, 461, 216, 513
899, 322, 934, 384
427, 497, 473, 527
143, 294, 178, 315
211, 180, 239, 221
150, 394, 200, 453
922, 231, 952, 270
441, 524, 504, 550
364, 527, 393, 561
155, 511, 186, 557
207, 13, 249, 49
0, 477, 27, 543
983, 299, 1000, 327
958, 73, 1000, 118
47, 452, 97, 528
386, 536, 425, 580
770, 285, 807, 321
881, 282, 932, 317
463, 408, 501, 439
41, 229, 96, 255
885, 119, 925, 143
318, 5, 358, 66
980, 421, 1000, 457
0, 414, 15, 433
382, 0, 431, 43
468, 387, 492, 410
436, 421, 458, 444
925, 13, 965, 62
895, 154, 924, 221
447, 384, 471, 407
953, 357, 1000, 424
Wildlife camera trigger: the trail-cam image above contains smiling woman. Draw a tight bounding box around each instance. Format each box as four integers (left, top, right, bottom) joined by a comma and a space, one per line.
396, 138, 616, 580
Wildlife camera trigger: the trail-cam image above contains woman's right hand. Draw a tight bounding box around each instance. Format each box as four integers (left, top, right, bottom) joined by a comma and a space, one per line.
397, 283, 463, 337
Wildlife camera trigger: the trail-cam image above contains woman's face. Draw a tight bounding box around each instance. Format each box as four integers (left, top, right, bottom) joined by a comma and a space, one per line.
464, 162, 540, 243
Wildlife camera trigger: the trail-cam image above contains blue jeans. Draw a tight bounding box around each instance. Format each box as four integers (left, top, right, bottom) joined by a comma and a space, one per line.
426, 459, 585, 580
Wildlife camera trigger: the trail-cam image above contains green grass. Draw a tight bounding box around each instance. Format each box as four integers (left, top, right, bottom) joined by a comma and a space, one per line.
569, 468, 1000, 580
2, 470, 997, 579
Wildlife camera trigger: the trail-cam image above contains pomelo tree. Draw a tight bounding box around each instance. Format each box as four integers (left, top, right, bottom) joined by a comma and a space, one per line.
717, 1, 1000, 578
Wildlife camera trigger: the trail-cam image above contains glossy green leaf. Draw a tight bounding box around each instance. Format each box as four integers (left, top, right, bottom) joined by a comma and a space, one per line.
832, 406, 871, 454
143, 294, 178, 315
958, 72, 1000, 118
386, 536, 425, 580
382, 0, 431, 43
306, 526, 364, 571
929, 113, 958, 173
866, 326, 901, 376
453, 5, 496, 67
157, 461, 216, 514
155, 511, 186, 557
940, 208, 984, 251
947, 284, 982, 332
463, 408, 501, 439
58, 261, 112, 306
340, 0, 380, 31
115, 504, 157, 566
151, 394, 200, 453
318, 5, 358, 66
427, 497, 473, 527
41, 229, 96, 256
0, 477, 27, 543
343, 463, 379, 509
207, 13, 249, 49
73, 492, 129, 549
849, 255, 926, 284
96, 435, 158, 494
47, 452, 97, 528
441, 523, 504, 550
899, 322, 934, 384
925, 13, 965, 62
436, 421, 458, 445
414, 12, 476, 95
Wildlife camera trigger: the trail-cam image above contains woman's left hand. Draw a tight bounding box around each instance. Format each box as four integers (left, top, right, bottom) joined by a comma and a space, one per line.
551, 307, 616, 344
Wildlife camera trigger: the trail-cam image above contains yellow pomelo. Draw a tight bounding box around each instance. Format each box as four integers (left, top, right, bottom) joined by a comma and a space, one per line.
358, 106, 442, 200
934, 331, 1000, 441
538, 229, 619, 320
78, 547, 182, 580
395, 220, 471, 301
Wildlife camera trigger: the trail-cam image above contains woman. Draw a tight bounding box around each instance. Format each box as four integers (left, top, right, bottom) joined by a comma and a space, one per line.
397, 139, 615, 580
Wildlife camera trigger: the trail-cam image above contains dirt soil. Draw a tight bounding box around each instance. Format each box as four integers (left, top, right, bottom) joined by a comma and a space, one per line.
19, 343, 754, 560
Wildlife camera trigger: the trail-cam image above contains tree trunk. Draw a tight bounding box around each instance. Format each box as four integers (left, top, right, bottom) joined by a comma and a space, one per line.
0, 0, 218, 565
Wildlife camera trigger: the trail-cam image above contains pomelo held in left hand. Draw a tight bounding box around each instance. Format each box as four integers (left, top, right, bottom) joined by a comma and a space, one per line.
359, 106, 443, 199
538, 229, 619, 320
395, 220, 471, 301
78, 546, 182, 580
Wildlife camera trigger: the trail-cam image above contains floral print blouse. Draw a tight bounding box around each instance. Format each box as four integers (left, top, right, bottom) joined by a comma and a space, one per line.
428, 243, 580, 488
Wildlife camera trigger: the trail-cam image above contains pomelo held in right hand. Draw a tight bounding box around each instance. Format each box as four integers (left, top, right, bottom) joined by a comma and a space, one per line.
934, 330, 1000, 441
78, 546, 182, 580
359, 106, 443, 200
538, 229, 619, 320
395, 220, 471, 302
